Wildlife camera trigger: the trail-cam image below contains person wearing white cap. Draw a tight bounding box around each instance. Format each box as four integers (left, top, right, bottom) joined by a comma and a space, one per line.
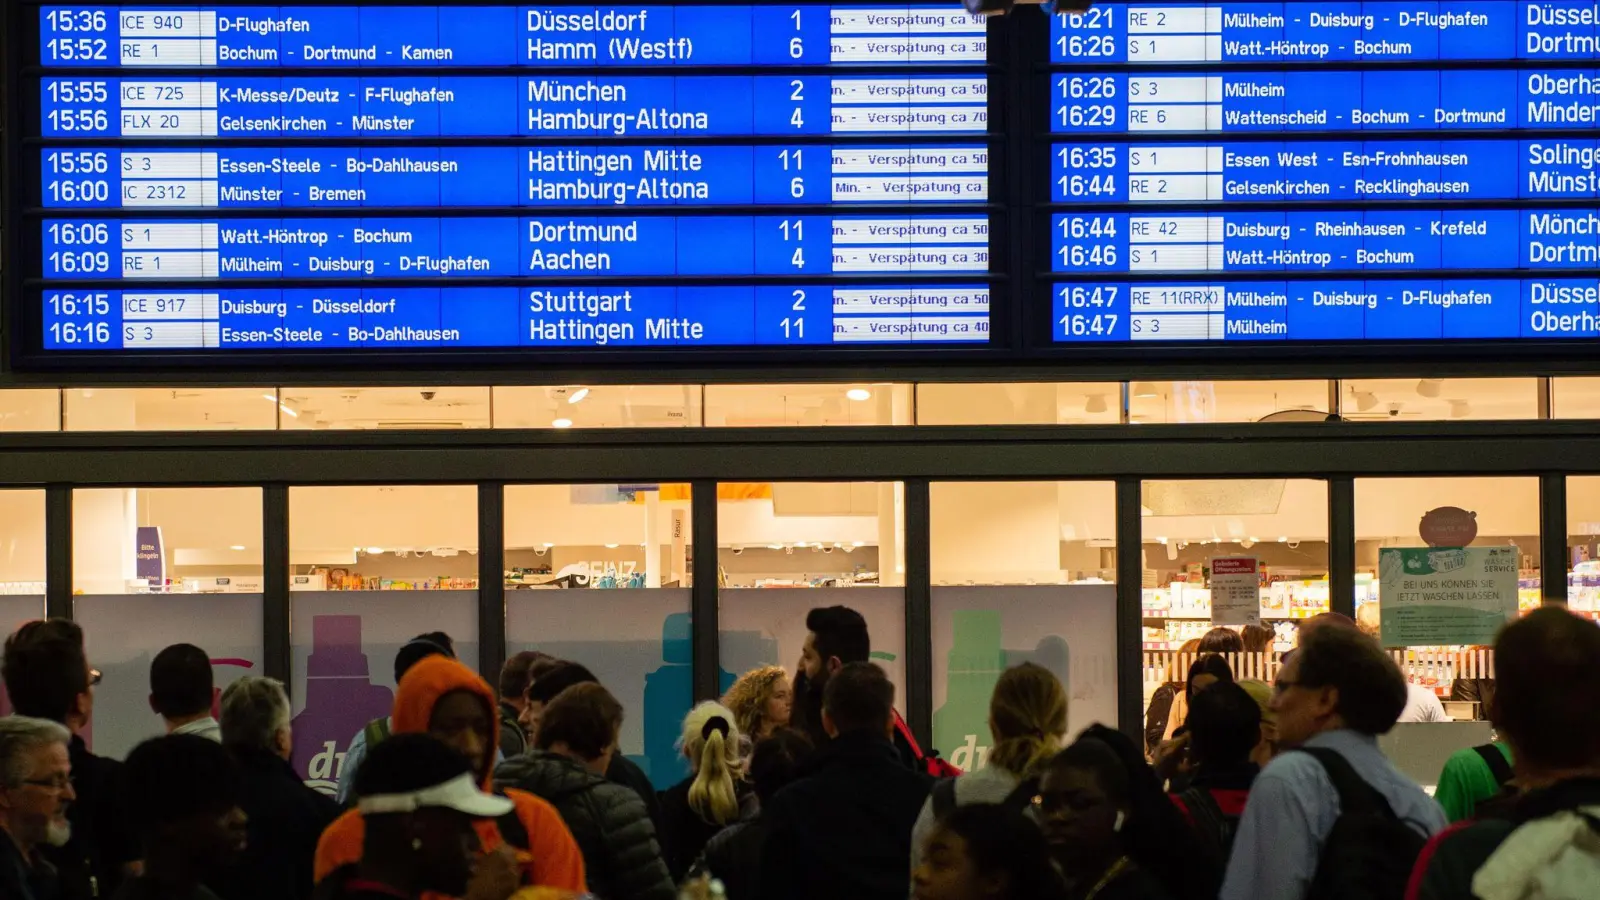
315, 733, 513, 900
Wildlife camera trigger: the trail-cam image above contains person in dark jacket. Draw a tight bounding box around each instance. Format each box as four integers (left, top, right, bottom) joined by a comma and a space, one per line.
209, 677, 339, 900
495, 682, 674, 900
795, 606, 924, 770
1168, 682, 1259, 868
657, 702, 757, 882
758, 662, 932, 900
0, 716, 80, 900
1409, 607, 1600, 900
111, 735, 248, 900
521, 659, 666, 838
697, 728, 813, 900
3, 619, 138, 899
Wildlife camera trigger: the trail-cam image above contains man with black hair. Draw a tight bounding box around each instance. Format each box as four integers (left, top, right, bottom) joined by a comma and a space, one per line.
1171, 681, 1261, 864
1410, 607, 1600, 900
758, 662, 931, 900
149, 644, 219, 742
3, 619, 138, 898
519, 659, 663, 835
1221, 622, 1445, 900
111, 735, 248, 900
335, 633, 456, 805
795, 606, 928, 771
314, 733, 513, 900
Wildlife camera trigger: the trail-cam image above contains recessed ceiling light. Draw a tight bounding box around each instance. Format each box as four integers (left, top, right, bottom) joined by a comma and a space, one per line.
551, 418, 573, 429
846, 388, 872, 401
364, 547, 384, 555
605, 543, 619, 549
542, 542, 554, 548
230, 545, 245, 551
568, 388, 590, 404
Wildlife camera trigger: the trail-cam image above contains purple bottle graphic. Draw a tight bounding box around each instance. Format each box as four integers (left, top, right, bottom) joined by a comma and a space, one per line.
292, 615, 394, 795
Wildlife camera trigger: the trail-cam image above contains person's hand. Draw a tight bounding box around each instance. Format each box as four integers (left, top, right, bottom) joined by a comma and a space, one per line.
465, 845, 519, 900
1152, 734, 1190, 782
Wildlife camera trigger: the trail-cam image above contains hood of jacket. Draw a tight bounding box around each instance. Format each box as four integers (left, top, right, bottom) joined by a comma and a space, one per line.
392, 654, 501, 789
495, 749, 608, 805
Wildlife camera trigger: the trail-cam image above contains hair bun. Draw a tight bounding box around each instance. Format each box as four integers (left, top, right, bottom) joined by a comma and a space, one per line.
701, 715, 731, 741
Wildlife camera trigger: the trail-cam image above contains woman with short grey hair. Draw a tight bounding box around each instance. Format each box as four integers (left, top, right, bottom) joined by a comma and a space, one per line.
211, 676, 340, 900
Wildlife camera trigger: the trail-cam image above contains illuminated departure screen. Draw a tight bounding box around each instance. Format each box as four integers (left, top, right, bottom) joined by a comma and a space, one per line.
1047, 1, 1600, 347
12, 2, 996, 362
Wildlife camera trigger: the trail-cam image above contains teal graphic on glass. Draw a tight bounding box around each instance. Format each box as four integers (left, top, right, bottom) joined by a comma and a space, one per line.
932, 610, 1071, 771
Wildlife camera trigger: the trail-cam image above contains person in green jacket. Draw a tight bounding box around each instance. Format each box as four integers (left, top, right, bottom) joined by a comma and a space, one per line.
1433, 741, 1514, 823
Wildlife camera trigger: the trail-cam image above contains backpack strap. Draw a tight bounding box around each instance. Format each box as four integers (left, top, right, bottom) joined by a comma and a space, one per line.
1299, 747, 1401, 820
930, 776, 958, 821
1473, 743, 1514, 787
892, 709, 927, 763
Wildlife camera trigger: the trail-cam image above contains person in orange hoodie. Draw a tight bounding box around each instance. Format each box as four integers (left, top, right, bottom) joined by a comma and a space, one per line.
315, 655, 587, 900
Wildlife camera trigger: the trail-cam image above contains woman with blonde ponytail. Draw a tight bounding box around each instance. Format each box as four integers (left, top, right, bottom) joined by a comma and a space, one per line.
909, 662, 1069, 874
658, 701, 756, 882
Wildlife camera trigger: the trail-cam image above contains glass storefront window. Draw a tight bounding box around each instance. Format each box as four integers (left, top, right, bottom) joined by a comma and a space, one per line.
1129, 381, 1332, 424
915, 383, 1122, 425
278, 387, 491, 430
71, 487, 264, 758
0, 490, 48, 665
505, 483, 692, 787
1139, 478, 1329, 754
717, 482, 906, 749
0, 389, 61, 432
1339, 378, 1539, 421
63, 388, 277, 431
1355, 476, 1538, 740
704, 384, 911, 427
1563, 478, 1600, 624
288, 485, 479, 793
493, 386, 702, 428
928, 481, 1117, 769
1552, 378, 1600, 419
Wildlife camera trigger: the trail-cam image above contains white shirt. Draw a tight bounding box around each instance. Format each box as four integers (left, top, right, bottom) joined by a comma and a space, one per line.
172, 716, 222, 742
1398, 683, 1449, 723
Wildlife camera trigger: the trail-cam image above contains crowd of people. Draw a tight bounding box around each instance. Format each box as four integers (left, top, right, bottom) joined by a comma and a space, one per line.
2, 604, 1599, 900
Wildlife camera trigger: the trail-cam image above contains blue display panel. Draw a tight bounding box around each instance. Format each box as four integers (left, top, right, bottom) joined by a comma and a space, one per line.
39, 5, 986, 67
38, 74, 989, 138
40, 215, 992, 278
1051, 69, 1600, 133
1050, 2, 1593, 64
1051, 279, 1600, 341
1048, 140, 1600, 202
40, 145, 990, 208
41, 284, 990, 348
1049, 209, 1600, 273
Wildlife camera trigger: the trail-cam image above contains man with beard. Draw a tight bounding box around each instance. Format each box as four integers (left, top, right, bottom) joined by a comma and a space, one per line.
795, 606, 922, 770
0, 717, 81, 900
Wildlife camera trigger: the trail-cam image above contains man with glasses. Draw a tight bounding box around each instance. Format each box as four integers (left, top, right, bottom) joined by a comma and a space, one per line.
0, 716, 78, 900
1219, 616, 1446, 900
2, 619, 138, 898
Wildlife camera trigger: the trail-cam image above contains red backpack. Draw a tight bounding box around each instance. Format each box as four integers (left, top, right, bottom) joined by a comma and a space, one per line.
893, 709, 962, 778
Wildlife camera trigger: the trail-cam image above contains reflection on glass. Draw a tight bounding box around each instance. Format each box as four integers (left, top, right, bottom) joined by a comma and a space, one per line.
1564, 478, 1600, 625
0, 491, 48, 648
494, 386, 701, 429
0, 390, 61, 432
1130, 381, 1331, 424
279, 387, 491, 430
1340, 378, 1539, 422
705, 384, 911, 427
916, 383, 1121, 425
64, 388, 277, 431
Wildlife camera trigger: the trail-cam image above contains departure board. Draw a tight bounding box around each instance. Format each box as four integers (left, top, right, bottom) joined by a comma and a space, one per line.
9, 2, 997, 363
1046, 1, 1600, 348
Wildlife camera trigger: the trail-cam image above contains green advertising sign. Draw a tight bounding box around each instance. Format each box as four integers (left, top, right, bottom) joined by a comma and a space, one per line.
1377, 547, 1519, 647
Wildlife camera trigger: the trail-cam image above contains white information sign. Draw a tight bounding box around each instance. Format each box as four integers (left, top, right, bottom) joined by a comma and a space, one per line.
1210, 556, 1260, 626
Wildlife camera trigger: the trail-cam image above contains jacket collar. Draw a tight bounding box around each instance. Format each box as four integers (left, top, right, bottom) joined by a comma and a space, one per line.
806, 729, 902, 773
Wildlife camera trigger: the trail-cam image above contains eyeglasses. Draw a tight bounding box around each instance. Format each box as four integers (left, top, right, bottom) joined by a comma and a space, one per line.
21, 775, 72, 792
88, 669, 102, 687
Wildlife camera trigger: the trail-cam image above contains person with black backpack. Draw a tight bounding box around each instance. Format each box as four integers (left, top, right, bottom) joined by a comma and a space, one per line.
1408, 607, 1600, 900
910, 662, 1068, 875
1170, 681, 1261, 868
1220, 617, 1446, 900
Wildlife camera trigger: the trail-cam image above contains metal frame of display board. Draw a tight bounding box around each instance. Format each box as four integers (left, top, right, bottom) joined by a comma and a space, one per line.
1, 420, 1589, 746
